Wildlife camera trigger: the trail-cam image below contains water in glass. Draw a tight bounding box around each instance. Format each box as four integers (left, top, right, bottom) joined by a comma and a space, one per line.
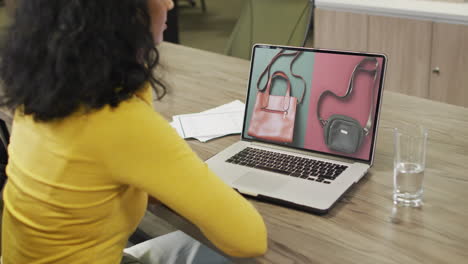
393, 124, 427, 207
393, 162, 424, 206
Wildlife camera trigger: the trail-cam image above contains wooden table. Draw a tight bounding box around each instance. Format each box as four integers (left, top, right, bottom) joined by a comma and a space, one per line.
151, 42, 468, 263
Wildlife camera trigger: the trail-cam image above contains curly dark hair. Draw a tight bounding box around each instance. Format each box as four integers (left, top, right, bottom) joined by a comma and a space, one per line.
0, 0, 166, 121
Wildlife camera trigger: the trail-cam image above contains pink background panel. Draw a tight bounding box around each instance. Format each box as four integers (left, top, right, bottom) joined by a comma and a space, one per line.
304, 53, 384, 160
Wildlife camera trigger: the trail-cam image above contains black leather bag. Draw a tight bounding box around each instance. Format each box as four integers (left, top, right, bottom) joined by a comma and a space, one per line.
317, 57, 379, 154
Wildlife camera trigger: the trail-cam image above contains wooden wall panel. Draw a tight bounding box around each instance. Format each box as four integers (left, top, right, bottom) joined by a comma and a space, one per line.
368, 15, 432, 98
429, 22, 468, 107
313, 9, 368, 52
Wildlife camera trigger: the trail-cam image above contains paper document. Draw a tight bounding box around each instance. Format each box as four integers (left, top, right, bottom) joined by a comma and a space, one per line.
170, 100, 245, 142
177, 111, 243, 138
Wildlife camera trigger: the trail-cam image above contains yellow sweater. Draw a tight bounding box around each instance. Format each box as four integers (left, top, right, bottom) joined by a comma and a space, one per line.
1, 85, 267, 264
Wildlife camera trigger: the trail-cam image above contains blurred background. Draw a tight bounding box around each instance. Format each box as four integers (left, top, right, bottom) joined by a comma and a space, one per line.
177, 0, 244, 54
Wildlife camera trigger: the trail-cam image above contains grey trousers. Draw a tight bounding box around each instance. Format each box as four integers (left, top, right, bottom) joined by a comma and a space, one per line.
121, 231, 232, 264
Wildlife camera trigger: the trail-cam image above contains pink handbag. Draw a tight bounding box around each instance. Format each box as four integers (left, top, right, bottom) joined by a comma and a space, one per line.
247, 49, 306, 143
248, 71, 297, 143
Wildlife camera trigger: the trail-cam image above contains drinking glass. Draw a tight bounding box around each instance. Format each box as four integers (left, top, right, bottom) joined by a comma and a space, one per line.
393, 124, 428, 207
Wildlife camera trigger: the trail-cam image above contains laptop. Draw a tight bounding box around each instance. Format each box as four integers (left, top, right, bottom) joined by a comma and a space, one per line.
206, 44, 387, 214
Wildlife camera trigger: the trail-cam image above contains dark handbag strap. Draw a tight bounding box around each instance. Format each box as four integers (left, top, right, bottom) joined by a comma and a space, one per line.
0, 119, 9, 192
260, 71, 292, 112
257, 49, 306, 104
317, 57, 379, 135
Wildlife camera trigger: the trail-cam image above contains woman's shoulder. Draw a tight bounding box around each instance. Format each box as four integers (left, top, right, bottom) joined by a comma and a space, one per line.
86, 93, 162, 134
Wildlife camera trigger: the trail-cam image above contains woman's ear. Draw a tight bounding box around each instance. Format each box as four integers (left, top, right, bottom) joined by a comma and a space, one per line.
163, 0, 175, 10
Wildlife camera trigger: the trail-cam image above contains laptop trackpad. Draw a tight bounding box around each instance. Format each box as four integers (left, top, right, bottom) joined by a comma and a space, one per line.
233, 172, 287, 195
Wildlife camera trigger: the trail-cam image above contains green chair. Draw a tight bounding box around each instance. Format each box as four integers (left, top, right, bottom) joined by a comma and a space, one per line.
225, 0, 314, 60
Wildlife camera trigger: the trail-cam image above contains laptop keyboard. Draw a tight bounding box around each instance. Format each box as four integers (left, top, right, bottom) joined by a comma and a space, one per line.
225, 147, 348, 184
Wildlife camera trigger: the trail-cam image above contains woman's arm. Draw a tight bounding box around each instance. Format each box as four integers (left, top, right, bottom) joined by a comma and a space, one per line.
91, 97, 267, 257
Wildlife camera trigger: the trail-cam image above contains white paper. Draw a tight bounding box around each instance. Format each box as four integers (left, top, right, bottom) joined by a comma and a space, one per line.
170, 117, 184, 138
178, 111, 243, 138
170, 100, 245, 142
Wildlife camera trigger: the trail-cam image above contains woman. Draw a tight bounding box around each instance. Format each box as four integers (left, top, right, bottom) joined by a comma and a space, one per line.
0, 0, 267, 263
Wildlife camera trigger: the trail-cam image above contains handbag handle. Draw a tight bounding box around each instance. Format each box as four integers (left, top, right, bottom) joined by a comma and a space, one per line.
317, 57, 379, 135
261, 71, 292, 112
257, 49, 306, 104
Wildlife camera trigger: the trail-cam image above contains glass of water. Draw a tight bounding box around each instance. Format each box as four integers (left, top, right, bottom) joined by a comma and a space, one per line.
393, 124, 428, 207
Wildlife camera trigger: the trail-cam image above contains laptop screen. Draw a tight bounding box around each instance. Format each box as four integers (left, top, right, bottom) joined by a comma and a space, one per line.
241, 45, 386, 163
